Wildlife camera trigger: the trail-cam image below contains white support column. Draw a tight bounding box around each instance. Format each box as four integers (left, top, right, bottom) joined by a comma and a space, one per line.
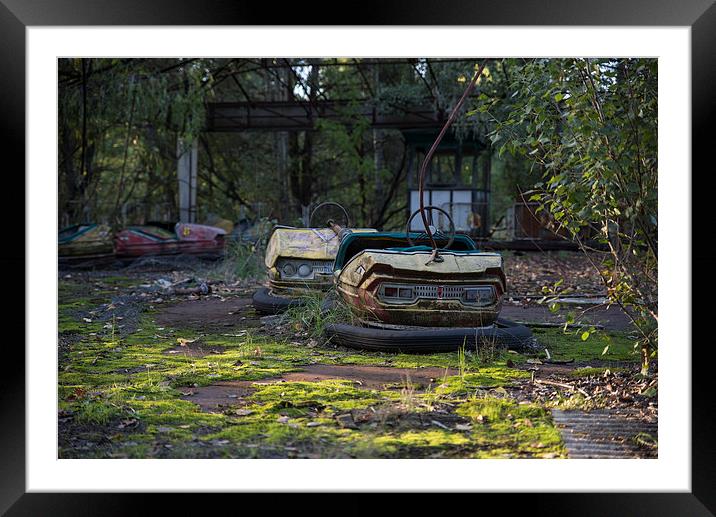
177, 139, 198, 223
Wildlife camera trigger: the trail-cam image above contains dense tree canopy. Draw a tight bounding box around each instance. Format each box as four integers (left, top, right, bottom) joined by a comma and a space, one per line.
59, 58, 494, 229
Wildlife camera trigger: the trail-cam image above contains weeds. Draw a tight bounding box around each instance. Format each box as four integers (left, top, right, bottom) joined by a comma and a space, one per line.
399, 374, 417, 411
284, 290, 356, 339
457, 345, 468, 385
75, 399, 123, 425
471, 330, 503, 366
218, 240, 265, 283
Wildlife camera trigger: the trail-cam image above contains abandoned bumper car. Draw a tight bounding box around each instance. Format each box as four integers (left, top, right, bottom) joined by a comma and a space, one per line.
114, 222, 227, 259
252, 202, 375, 314
323, 208, 534, 353
323, 63, 533, 353
58, 223, 114, 263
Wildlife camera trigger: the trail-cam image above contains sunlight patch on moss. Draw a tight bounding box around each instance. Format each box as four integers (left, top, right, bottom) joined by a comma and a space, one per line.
532, 328, 639, 362
570, 366, 630, 378
456, 396, 567, 458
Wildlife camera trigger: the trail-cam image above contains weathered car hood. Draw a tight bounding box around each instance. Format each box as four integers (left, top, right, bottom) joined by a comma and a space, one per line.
337, 250, 504, 288
264, 227, 376, 268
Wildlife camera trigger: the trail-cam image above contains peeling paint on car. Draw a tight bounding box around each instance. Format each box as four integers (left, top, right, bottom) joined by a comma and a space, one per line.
335, 249, 506, 327
264, 227, 376, 294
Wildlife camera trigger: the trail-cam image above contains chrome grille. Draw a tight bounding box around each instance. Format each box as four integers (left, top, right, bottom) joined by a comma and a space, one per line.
378, 282, 496, 306
412, 285, 465, 299
311, 262, 333, 274
276, 258, 333, 280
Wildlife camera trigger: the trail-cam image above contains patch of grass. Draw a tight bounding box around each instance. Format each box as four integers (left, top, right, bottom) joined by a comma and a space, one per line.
435, 369, 530, 397
455, 396, 567, 458
73, 399, 125, 425
284, 291, 358, 339
369, 429, 472, 455
58, 279, 573, 459
58, 279, 112, 333
59, 310, 103, 334
530, 328, 639, 363
208, 240, 265, 283
570, 366, 630, 378
250, 379, 390, 413
128, 398, 226, 429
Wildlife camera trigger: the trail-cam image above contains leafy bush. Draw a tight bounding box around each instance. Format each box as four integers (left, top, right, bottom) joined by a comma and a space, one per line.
473, 58, 657, 374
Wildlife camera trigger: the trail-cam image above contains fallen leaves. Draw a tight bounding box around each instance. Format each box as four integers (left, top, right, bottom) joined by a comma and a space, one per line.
515, 367, 658, 419
503, 251, 608, 298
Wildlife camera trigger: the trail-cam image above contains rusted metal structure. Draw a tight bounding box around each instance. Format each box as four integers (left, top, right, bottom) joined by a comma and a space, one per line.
207, 100, 451, 132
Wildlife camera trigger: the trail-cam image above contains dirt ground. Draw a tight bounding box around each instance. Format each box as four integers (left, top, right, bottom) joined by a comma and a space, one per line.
155, 297, 262, 330
57, 251, 657, 460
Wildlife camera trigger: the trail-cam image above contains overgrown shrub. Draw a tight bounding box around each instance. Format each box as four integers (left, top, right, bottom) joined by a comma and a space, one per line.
474, 58, 657, 374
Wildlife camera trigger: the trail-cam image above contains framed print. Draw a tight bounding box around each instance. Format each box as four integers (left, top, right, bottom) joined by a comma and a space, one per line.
2, 0, 713, 514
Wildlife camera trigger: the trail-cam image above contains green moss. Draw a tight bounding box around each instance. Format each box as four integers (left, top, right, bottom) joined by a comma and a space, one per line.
128, 398, 226, 428
434, 369, 530, 397
455, 397, 567, 458
58, 281, 575, 459
73, 399, 125, 425
369, 429, 471, 455
250, 380, 391, 413
530, 328, 639, 363
570, 366, 629, 378
58, 279, 112, 333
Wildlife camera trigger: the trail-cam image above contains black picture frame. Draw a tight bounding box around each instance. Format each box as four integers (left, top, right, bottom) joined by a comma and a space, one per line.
2, 1, 712, 514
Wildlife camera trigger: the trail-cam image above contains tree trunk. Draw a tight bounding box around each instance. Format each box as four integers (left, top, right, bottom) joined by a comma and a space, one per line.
372, 63, 385, 224
288, 60, 320, 220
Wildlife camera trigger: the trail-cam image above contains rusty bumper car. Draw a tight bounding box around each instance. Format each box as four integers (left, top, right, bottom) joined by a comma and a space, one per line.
324, 209, 534, 353
252, 202, 375, 314
59, 223, 114, 264
114, 223, 226, 258
324, 63, 532, 352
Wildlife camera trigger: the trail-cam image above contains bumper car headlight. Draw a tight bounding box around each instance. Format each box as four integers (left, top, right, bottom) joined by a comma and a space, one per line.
463, 287, 495, 305
282, 263, 296, 277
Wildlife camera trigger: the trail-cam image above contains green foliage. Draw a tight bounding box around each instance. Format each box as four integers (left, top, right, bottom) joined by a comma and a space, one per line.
59, 58, 214, 224
58, 58, 501, 231
473, 58, 658, 372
